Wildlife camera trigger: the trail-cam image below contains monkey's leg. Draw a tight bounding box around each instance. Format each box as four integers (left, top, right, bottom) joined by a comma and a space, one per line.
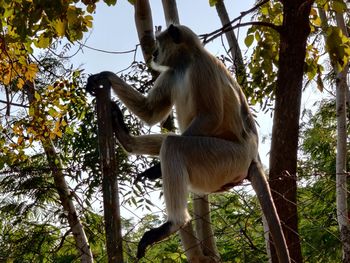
248, 160, 291, 263
110, 100, 167, 156
137, 135, 249, 261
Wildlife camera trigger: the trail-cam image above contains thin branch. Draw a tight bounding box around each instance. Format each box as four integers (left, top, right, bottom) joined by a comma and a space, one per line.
0, 99, 29, 108
202, 21, 281, 44
201, 0, 282, 44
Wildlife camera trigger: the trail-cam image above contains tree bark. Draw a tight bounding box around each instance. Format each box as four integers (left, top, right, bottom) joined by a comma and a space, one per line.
319, 7, 350, 261
134, 0, 155, 65
269, 1, 313, 262
214, 0, 246, 86
161, 0, 179, 26
95, 80, 124, 263
26, 82, 93, 263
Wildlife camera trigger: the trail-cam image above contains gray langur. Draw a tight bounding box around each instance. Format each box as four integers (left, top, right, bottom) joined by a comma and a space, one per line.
86, 24, 290, 263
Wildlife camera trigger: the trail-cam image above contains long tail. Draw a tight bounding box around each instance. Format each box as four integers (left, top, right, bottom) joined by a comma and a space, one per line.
248, 160, 291, 263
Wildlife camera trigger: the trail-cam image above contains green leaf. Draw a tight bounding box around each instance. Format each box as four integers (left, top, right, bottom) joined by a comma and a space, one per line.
209, 0, 218, 6
34, 91, 41, 101
34, 33, 51, 48
104, 0, 117, 6
244, 34, 254, 47
332, 0, 347, 13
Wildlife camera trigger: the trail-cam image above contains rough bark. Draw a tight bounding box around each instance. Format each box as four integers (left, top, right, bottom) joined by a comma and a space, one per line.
269, 1, 313, 262
26, 82, 93, 263
95, 80, 124, 263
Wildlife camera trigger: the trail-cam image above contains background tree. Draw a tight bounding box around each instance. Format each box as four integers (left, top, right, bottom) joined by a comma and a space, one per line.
1, 0, 350, 262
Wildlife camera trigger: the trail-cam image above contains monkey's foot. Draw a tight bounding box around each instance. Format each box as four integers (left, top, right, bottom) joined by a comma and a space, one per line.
137, 221, 178, 259
134, 163, 162, 184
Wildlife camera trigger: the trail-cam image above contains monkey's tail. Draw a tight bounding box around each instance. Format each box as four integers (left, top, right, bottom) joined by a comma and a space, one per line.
248, 160, 291, 263
137, 221, 178, 259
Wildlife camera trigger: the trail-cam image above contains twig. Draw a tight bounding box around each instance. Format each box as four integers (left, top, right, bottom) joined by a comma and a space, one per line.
201, 0, 281, 44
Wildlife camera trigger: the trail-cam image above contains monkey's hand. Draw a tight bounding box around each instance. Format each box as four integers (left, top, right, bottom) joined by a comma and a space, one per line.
110, 101, 134, 153
86, 71, 121, 96
134, 163, 162, 184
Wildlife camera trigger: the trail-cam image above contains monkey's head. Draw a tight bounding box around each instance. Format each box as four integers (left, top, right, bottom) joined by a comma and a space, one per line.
151, 24, 202, 71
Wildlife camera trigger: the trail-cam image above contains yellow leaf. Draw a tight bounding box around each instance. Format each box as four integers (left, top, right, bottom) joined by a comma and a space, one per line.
34, 91, 41, 101
50, 133, 56, 140
17, 136, 24, 145
56, 130, 62, 138
55, 19, 66, 37
17, 78, 25, 89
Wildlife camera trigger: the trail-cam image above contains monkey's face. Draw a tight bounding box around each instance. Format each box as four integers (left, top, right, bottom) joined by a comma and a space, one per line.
151, 24, 201, 71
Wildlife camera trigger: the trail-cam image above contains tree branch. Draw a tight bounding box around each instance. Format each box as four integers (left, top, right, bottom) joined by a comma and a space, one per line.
201, 0, 282, 44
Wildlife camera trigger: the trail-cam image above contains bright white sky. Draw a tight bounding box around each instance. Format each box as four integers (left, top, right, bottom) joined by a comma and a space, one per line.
69, 0, 323, 167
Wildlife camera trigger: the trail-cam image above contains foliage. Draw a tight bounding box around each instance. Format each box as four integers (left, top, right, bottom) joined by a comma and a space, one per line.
243, 0, 350, 110
0, 0, 117, 90
297, 99, 350, 262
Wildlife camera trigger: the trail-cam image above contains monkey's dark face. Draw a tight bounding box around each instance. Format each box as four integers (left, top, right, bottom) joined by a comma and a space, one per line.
152, 24, 202, 71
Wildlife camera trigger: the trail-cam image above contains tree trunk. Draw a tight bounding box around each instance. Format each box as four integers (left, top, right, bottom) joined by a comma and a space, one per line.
319, 8, 350, 262
335, 12, 350, 262
214, 0, 246, 86
161, 0, 179, 26
95, 80, 124, 263
134, 0, 155, 65
269, 1, 313, 262
26, 82, 93, 263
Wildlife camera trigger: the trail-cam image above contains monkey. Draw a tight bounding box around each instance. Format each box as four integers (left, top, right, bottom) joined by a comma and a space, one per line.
86, 24, 290, 263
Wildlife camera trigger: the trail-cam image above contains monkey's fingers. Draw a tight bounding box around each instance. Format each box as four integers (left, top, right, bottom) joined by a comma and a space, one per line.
86, 73, 110, 95
137, 221, 174, 259
134, 163, 162, 184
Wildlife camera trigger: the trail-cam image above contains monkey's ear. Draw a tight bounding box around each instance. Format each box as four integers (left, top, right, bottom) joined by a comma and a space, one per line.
168, 24, 181, 44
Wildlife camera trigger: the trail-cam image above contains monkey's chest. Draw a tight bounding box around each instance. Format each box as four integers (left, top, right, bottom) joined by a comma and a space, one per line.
174, 91, 195, 132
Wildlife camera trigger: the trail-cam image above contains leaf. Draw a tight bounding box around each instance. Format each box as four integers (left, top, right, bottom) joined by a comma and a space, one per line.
35, 33, 51, 48
54, 19, 66, 37
104, 0, 117, 6
332, 0, 347, 13
34, 91, 41, 101
209, 0, 218, 7
245, 34, 254, 47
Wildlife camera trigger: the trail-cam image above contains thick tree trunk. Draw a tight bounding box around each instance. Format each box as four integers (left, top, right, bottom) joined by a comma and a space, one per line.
26, 82, 93, 263
269, 1, 313, 262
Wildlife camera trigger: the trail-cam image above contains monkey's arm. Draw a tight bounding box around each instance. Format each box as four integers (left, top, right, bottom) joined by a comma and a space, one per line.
87, 71, 173, 126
